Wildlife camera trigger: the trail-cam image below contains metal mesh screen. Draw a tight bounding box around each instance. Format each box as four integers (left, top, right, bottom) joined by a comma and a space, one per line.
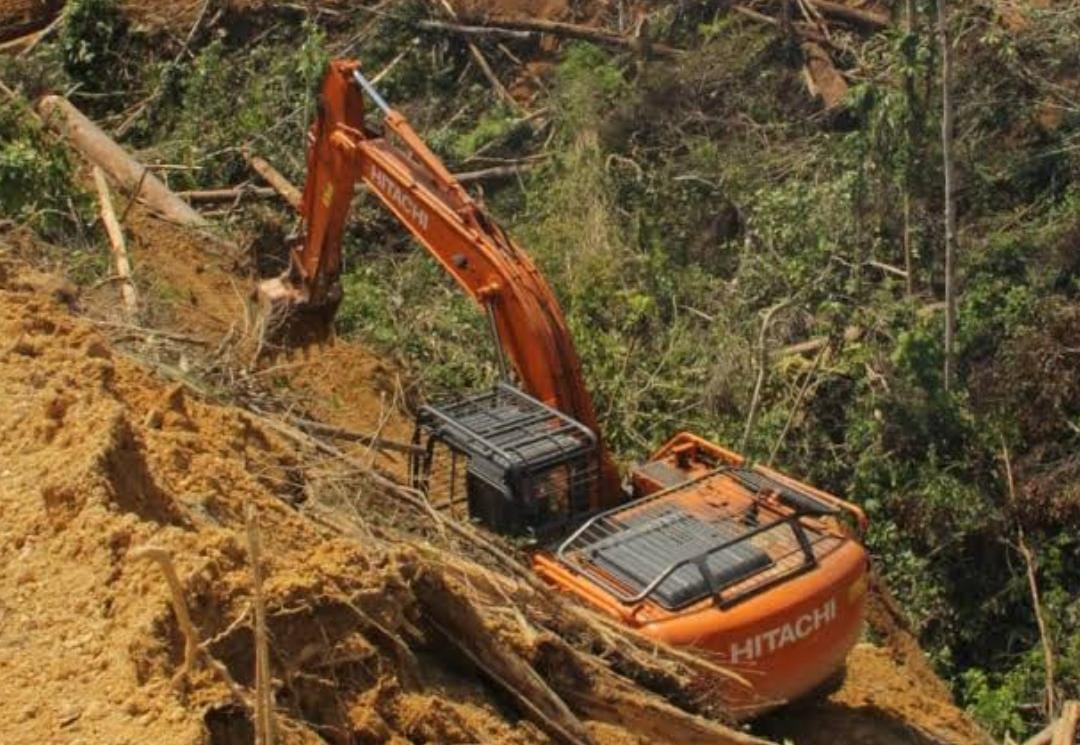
411, 384, 598, 536
557, 469, 843, 610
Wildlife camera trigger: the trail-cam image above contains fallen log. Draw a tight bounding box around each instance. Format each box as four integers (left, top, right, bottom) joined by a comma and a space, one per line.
1051, 701, 1079, 745
456, 162, 539, 182
414, 569, 596, 745
282, 413, 423, 456
37, 95, 211, 228
455, 15, 681, 57
529, 633, 770, 745
91, 166, 139, 318
806, 0, 890, 29
244, 152, 302, 209
419, 18, 533, 41
563, 681, 769, 745
179, 187, 279, 203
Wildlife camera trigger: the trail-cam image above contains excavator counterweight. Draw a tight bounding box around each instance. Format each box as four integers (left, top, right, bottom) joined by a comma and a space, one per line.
267, 59, 870, 716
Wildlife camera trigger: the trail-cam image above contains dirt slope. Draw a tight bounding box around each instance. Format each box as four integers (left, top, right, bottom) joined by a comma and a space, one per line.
0, 249, 650, 745
111, 209, 414, 471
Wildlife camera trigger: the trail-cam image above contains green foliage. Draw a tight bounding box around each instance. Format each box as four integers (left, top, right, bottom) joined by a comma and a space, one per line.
336, 255, 497, 393
449, 105, 520, 160
960, 668, 1027, 737
60, 0, 129, 94
162, 22, 332, 189
0, 102, 86, 238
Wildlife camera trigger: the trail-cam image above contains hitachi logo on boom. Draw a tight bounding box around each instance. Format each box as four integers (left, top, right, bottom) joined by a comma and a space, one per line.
371, 166, 430, 231
728, 597, 837, 663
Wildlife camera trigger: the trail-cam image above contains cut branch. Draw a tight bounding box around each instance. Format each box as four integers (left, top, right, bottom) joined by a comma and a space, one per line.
131, 545, 252, 707
0, 2, 63, 45
245, 503, 277, 745
0, 10, 63, 56
92, 166, 138, 318
741, 300, 791, 453
130, 546, 200, 675
1002, 439, 1056, 722
244, 152, 303, 209
455, 14, 681, 57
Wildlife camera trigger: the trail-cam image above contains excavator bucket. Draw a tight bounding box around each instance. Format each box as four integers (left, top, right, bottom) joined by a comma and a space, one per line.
254, 270, 342, 347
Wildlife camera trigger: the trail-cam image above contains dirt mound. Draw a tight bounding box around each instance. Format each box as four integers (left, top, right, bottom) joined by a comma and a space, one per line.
759, 643, 992, 745
109, 208, 415, 475
0, 255, 611, 745
5, 247, 781, 745
0, 256, 501, 744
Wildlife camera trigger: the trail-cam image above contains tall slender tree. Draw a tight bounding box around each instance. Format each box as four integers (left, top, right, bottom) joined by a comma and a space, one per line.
903, 0, 920, 297
937, 0, 957, 390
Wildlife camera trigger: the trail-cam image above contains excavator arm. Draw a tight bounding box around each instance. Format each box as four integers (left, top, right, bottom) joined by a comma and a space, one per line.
268, 60, 620, 506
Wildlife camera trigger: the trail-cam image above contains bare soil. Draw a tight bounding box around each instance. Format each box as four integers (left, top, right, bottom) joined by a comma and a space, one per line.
0, 247, 647, 745
758, 590, 995, 745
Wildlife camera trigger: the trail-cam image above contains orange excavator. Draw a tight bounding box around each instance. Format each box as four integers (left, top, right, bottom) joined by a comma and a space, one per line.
264, 59, 870, 715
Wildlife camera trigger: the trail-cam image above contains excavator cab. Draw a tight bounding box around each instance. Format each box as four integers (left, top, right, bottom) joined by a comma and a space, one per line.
410, 383, 600, 537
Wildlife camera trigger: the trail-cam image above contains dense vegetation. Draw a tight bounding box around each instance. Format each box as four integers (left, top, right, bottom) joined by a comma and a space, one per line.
1, 0, 1077, 739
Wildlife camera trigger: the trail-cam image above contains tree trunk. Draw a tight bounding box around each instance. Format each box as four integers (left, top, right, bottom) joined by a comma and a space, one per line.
903, 0, 918, 297
244, 152, 303, 209
937, 0, 957, 390
37, 95, 211, 229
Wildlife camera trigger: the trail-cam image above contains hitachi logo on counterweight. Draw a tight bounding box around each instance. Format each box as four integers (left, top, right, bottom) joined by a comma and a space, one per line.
728, 597, 837, 663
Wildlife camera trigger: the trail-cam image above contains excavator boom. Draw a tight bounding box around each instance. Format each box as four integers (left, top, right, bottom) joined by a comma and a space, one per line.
268, 60, 620, 506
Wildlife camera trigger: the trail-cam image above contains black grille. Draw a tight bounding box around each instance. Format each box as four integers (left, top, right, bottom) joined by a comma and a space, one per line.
588, 504, 774, 608
411, 383, 598, 536
557, 468, 840, 610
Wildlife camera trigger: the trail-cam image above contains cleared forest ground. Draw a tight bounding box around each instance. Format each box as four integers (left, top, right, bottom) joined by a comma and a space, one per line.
2, 0, 1076, 742
0, 207, 992, 744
